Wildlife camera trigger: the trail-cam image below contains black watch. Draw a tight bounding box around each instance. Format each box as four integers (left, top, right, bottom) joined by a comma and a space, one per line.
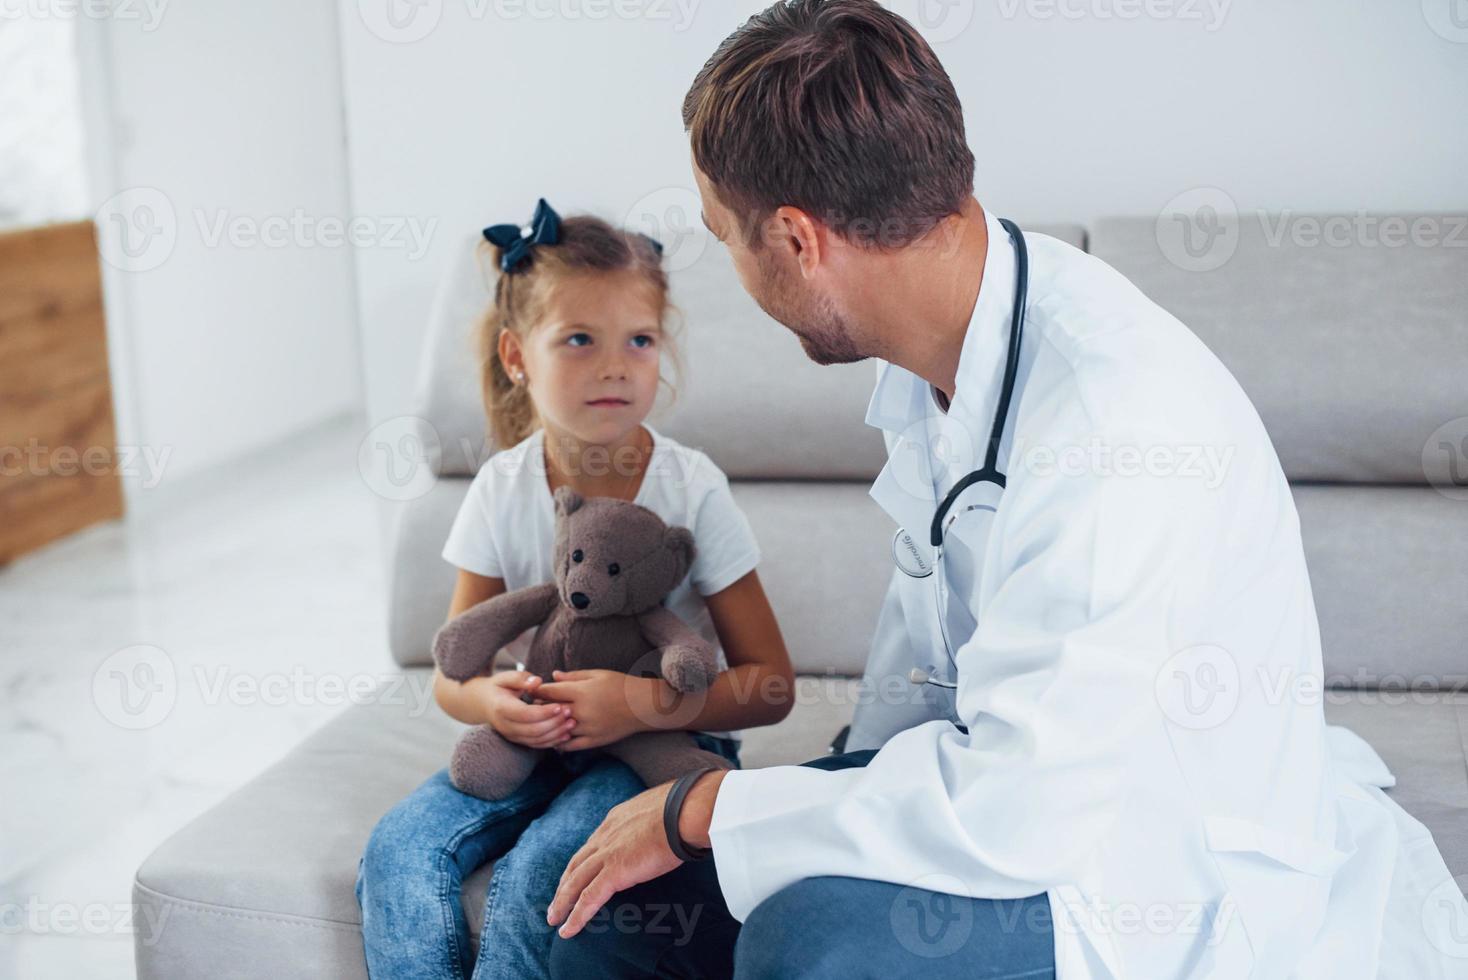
663, 767, 718, 862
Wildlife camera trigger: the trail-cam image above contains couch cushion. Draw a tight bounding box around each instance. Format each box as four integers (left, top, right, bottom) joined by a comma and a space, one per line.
723, 483, 890, 677
1090, 213, 1468, 484
134, 671, 859, 980
414, 224, 1088, 481
1296, 485, 1468, 690
410, 235, 494, 479
387, 477, 472, 668
1322, 694, 1468, 882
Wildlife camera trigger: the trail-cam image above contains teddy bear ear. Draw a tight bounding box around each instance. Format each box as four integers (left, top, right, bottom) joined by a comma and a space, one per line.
663, 526, 696, 571
553, 486, 584, 517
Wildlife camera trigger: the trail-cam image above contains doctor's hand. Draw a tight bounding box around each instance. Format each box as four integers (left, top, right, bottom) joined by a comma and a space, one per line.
535, 669, 666, 752
547, 769, 728, 939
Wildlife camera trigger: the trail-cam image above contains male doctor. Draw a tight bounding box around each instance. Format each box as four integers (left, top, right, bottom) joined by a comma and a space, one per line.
545, 2, 1468, 977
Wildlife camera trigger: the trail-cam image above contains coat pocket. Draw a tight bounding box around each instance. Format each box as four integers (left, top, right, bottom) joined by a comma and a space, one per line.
1202, 815, 1353, 877
1201, 815, 1353, 975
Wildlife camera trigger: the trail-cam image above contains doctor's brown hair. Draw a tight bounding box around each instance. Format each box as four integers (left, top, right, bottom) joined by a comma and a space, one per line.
681, 0, 975, 250
476, 217, 678, 450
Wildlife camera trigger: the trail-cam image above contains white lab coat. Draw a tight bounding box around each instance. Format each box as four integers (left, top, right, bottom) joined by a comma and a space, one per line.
707, 210, 1468, 978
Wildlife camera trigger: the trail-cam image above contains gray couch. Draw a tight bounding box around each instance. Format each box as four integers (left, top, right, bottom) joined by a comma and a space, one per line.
133, 215, 1468, 978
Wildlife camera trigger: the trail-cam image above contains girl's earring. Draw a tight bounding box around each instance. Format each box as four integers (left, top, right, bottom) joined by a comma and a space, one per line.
513, 370, 525, 384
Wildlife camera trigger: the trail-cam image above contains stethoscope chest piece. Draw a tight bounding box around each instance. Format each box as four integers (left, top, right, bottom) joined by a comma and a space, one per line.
891, 527, 935, 578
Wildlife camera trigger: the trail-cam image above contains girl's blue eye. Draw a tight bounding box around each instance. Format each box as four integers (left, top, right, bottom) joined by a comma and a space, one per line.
630, 335, 655, 349
567, 333, 591, 347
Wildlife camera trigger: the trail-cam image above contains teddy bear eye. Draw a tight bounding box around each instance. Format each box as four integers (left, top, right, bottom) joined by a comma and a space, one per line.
571, 549, 583, 563
607, 563, 620, 576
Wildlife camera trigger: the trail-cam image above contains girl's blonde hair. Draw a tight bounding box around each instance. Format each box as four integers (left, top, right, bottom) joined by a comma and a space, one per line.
475, 214, 680, 450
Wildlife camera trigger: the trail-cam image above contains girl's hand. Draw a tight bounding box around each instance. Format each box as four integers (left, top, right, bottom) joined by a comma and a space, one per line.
484, 670, 576, 749
535, 670, 668, 752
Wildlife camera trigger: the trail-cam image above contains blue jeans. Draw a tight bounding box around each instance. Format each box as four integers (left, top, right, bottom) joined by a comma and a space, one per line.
355, 733, 742, 980
547, 750, 1056, 979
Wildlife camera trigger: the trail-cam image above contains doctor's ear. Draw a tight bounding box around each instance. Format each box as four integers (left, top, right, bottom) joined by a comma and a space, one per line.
772, 205, 824, 279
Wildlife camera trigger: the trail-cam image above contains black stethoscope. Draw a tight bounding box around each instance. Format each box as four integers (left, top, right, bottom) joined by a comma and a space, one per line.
892, 218, 1028, 689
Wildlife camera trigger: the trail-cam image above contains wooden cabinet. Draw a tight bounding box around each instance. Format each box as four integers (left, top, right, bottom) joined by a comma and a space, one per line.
0, 220, 123, 564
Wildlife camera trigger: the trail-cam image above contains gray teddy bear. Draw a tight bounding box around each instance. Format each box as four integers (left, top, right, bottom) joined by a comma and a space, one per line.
432, 486, 734, 800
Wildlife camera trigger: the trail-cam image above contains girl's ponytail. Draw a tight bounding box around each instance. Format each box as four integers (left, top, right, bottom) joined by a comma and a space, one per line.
478, 277, 539, 450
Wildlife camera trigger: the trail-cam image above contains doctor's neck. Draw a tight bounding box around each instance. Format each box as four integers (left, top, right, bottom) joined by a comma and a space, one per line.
855, 195, 988, 405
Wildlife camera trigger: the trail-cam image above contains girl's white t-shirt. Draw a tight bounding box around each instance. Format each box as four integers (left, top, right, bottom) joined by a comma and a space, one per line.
441, 425, 761, 741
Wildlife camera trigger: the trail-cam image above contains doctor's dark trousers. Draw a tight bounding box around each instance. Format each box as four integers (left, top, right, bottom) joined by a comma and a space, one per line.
546, 749, 1057, 980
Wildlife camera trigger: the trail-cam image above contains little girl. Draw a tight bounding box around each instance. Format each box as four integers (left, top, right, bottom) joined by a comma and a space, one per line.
355, 200, 794, 980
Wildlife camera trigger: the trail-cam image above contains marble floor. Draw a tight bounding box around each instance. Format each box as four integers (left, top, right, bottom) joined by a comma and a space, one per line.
0, 416, 394, 979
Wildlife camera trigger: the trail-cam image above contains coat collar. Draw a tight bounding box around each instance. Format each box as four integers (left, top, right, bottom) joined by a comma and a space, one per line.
864, 209, 1020, 533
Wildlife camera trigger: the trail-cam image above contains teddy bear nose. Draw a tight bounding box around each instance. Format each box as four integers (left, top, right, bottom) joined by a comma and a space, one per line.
570, 592, 591, 610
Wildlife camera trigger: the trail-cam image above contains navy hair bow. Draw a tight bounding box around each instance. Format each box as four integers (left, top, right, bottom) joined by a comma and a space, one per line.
639, 232, 664, 257
482, 197, 665, 272
482, 198, 561, 272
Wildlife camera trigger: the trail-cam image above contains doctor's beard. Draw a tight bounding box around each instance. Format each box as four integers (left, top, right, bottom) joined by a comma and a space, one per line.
754, 248, 866, 366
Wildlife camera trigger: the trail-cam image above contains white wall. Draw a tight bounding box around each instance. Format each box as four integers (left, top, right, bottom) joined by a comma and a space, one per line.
42, 1, 1468, 500
78, 1, 362, 499
337, 0, 1468, 431
0, 17, 89, 228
